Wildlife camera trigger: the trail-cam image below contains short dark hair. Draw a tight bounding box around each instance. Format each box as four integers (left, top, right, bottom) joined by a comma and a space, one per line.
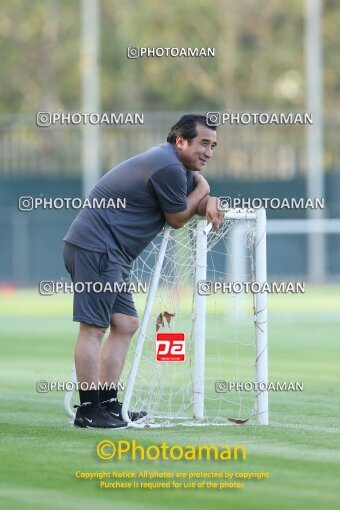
166, 114, 217, 144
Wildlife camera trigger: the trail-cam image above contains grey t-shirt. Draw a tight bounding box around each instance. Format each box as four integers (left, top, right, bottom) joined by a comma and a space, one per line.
63, 142, 196, 266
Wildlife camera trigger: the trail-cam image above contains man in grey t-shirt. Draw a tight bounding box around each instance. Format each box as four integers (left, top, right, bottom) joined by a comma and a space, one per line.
63, 114, 223, 428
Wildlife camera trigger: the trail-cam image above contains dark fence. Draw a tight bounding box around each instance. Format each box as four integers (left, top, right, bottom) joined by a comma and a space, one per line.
1, 172, 340, 285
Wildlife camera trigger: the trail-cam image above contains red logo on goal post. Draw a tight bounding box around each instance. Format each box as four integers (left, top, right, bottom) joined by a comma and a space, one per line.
155, 332, 186, 362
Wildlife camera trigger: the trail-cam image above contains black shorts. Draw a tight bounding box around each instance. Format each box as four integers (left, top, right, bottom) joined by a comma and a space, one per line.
63, 242, 137, 328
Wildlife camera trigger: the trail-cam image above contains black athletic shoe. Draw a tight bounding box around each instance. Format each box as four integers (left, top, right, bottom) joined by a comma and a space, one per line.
102, 398, 148, 422
73, 402, 128, 428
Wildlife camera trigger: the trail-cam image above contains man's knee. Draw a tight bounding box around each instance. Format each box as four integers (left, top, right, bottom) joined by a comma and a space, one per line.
79, 322, 107, 341
110, 314, 139, 336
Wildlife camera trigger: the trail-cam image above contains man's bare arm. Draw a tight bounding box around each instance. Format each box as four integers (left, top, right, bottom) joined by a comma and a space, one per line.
196, 194, 210, 216
164, 175, 210, 229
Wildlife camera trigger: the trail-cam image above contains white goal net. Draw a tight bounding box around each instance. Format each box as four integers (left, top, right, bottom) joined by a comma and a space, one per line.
121, 208, 268, 427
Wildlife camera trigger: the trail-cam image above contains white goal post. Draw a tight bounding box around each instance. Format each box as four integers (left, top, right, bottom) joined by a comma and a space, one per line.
64, 208, 268, 426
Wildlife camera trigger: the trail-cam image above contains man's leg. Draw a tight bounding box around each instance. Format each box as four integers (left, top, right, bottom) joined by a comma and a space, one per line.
75, 323, 105, 408
75, 323, 106, 386
73, 321, 128, 429
99, 313, 147, 422
99, 313, 139, 387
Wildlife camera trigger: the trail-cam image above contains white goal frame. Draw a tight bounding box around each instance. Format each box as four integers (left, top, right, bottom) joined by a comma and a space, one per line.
121, 208, 268, 425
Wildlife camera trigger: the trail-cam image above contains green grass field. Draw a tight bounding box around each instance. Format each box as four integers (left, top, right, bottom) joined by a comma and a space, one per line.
1, 286, 340, 510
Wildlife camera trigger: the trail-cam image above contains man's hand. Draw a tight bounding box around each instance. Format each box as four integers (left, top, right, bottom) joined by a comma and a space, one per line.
205, 196, 224, 232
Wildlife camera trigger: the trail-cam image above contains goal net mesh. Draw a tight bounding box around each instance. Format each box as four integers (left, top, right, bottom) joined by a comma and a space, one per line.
122, 216, 258, 427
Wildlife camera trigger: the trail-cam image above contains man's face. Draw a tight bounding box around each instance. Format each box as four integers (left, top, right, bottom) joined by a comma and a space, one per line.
175, 123, 217, 171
